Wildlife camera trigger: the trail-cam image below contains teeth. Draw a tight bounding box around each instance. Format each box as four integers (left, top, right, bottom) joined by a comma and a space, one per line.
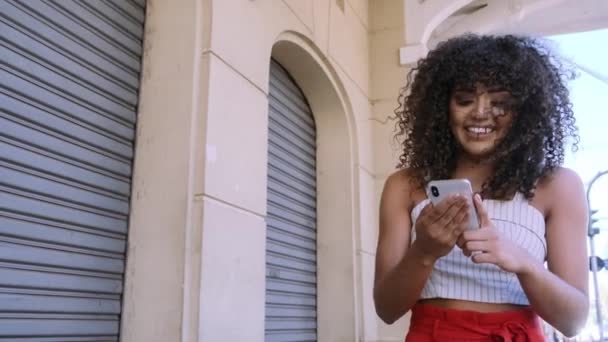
467, 127, 494, 134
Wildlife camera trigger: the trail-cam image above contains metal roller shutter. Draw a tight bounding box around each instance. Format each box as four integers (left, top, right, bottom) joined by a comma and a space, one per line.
265, 60, 318, 342
0, 0, 145, 340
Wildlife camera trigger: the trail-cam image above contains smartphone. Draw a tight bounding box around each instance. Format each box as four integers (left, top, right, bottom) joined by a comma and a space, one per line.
426, 179, 480, 230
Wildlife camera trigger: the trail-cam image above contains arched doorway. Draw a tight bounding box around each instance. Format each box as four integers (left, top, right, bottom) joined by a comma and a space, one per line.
267, 33, 360, 341
265, 59, 318, 341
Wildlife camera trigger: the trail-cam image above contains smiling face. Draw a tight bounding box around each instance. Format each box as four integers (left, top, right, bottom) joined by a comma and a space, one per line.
449, 83, 515, 161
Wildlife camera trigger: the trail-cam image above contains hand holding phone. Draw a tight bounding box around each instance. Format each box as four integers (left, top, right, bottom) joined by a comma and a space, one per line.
412, 194, 470, 260
426, 179, 480, 230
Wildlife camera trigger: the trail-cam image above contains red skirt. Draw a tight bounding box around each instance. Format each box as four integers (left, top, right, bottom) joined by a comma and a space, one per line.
405, 303, 546, 342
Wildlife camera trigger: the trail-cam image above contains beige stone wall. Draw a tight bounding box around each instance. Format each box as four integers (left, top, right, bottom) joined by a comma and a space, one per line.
121, 0, 208, 341
369, 0, 413, 340
122, 1, 409, 341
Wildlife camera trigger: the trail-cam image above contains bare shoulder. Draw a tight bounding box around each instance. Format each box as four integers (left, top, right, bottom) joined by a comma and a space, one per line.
384, 168, 414, 190
536, 167, 587, 217
382, 168, 423, 212
537, 167, 585, 198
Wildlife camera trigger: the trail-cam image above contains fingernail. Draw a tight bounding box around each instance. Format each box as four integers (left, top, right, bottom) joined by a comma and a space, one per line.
474, 194, 482, 201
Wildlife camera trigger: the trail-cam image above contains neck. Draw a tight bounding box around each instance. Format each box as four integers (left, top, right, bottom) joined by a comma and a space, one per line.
452, 157, 495, 192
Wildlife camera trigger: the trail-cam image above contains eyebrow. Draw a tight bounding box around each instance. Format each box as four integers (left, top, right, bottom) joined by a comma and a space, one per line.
453, 87, 509, 94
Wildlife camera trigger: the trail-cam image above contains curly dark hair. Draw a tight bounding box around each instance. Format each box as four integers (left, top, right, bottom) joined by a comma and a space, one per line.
395, 34, 579, 199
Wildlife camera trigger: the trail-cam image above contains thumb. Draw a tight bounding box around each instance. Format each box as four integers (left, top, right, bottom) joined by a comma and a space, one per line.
473, 193, 490, 227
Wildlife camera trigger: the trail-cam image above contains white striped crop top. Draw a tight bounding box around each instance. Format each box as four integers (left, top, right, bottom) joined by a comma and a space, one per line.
410, 192, 546, 305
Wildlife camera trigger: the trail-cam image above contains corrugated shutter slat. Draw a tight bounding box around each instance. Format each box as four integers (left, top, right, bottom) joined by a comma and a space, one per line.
0, 1, 145, 339
265, 60, 318, 341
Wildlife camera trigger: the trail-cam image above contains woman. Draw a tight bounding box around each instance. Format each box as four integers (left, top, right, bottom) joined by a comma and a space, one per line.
373, 34, 589, 341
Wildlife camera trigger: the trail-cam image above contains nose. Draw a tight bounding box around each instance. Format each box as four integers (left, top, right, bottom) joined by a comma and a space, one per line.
472, 95, 492, 118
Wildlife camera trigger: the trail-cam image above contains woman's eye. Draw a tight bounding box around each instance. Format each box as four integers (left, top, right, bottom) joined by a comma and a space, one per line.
491, 102, 507, 111
491, 106, 506, 116
456, 99, 474, 106
492, 100, 515, 112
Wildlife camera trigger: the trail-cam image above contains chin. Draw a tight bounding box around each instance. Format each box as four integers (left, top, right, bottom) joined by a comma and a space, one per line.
460, 145, 497, 161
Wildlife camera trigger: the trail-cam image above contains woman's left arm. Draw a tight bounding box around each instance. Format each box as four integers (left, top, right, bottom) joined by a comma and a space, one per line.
518, 168, 589, 337
462, 168, 589, 337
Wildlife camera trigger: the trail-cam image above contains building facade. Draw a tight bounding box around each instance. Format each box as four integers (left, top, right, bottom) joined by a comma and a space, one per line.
1, 0, 607, 341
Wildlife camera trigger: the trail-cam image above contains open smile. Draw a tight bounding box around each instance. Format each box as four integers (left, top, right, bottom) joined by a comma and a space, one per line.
464, 126, 496, 139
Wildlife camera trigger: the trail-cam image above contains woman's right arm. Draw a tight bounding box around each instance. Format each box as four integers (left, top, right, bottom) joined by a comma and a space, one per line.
373, 171, 468, 324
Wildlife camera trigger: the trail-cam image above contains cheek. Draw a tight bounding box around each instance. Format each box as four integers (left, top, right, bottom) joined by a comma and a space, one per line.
496, 116, 515, 134
449, 108, 467, 128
